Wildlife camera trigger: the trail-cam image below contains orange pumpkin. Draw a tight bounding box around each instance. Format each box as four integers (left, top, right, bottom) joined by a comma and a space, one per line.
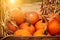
19, 22, 35, 34
14, 29, 32, 36
35, 20, 47, 30
48, 15, 60, 35
33, 29, 46, 36
6, 20, 17, 32
25, 11, 39, 25
9, 8, 25, 25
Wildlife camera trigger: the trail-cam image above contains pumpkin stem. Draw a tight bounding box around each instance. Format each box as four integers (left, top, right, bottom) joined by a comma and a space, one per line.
43, 29, 47, 35
43, 26, 47, 35
25, 17, 31, 26
42, 17, 45, 23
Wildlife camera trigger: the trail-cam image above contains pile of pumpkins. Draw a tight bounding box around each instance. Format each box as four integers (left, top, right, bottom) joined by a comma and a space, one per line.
6, 8, 60, 36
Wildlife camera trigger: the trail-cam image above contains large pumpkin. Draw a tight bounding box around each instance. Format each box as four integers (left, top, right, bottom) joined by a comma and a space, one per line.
48, 15, 60, 35
25, 11, 39, 25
